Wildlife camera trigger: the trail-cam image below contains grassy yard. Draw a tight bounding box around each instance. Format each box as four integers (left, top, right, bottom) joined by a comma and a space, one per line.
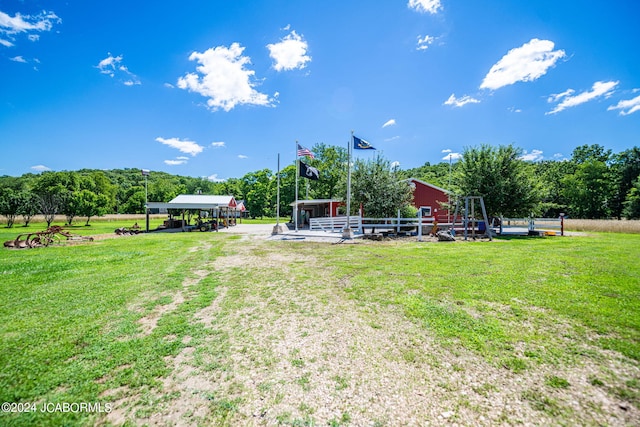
0, 227, 638, 426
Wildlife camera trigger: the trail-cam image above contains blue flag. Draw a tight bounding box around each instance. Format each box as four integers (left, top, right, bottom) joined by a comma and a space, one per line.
353, 136, 375, 150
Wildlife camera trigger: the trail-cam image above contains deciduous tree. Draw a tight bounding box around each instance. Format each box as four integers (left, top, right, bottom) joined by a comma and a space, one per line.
350, 155, 413, 218
455, 144, 541, 217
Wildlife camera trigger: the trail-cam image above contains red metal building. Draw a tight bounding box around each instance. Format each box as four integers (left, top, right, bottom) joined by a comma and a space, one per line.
407, 178, 451, 222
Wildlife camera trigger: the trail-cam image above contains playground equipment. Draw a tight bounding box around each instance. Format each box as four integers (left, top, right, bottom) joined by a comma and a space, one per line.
450, 196, 493, 241
3, 226, 94, 249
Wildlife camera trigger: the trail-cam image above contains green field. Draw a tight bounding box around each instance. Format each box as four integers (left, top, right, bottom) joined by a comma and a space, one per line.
0, 223, 639, 426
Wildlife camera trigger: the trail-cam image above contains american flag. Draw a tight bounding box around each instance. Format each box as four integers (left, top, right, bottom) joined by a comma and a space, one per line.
297, 143, 314, 158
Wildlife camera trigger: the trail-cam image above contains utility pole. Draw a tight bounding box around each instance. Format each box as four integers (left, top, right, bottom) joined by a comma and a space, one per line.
141, 169, 150, 232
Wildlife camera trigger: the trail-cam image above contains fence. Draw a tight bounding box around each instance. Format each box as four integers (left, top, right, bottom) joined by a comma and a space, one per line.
310, 214, 564, 237
309, 216, 361, 231
309, 215, 465, 236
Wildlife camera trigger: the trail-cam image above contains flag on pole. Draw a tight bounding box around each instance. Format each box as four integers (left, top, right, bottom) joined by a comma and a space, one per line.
299, 160, 320, 180
353, 136, 375, 150
297, 143, 315, 158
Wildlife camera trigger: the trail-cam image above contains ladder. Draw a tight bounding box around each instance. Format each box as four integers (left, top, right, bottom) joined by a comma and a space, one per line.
451, 196, 493, 241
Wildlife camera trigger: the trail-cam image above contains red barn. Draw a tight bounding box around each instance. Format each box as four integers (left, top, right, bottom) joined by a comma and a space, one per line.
407, 178, 451, 222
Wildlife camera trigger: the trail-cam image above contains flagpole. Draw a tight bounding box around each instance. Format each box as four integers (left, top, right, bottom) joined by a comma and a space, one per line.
342, 131, 353, 239
294, 140, 299, 232
272, 153, 284, 235
277, 153, 280, 224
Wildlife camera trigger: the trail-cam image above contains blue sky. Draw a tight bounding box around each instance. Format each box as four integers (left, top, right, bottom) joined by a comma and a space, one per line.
1, 0, 639, 181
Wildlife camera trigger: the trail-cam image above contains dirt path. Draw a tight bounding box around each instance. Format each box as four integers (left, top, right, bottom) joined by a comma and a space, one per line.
106, 237, 639, 426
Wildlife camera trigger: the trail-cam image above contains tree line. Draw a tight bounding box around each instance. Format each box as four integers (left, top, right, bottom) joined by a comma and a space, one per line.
1, 143, 639, 227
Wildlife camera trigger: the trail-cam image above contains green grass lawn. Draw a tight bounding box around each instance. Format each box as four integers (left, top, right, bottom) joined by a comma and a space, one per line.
0, 229, 638, 425
330, 234, 640, 362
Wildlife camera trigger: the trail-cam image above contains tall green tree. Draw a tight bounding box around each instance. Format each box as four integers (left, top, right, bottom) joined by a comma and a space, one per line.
535, 160, 575, 217
77, 190, 110, 225
17, 190, 39, 226
275, 164, 296, 218
0, 188, 21, 228
240, 169, 274, 218
571, 144, 612, 164
32, 171, 79, 227
455, 144, 541, 217
562, 160, 614, 218
611, 147, 640, 218
561, 144, 615, 218
350, 155, 413, 217
622, 177, 640, 219
308, 143, 348, 199
120, 188, 146, 214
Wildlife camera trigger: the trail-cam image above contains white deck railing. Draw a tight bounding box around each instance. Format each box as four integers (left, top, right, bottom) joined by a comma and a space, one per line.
309, 216, 361, 231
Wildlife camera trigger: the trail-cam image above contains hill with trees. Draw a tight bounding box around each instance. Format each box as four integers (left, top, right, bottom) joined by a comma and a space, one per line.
1, 143, 639, 227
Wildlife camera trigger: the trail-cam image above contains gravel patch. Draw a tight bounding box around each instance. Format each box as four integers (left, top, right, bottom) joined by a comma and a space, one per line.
104, 235, 640, 426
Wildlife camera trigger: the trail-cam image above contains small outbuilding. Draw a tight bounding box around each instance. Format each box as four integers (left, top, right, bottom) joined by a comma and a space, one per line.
147, 194, 240, 231
290, 199, 344, 226
407, 178, 451, 222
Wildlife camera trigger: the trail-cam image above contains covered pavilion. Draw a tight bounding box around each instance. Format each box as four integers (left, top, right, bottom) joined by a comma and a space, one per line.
147, 194, 239, 232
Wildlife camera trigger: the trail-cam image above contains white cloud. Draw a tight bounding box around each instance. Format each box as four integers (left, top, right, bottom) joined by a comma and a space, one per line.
519, 149, 544, 162
156, 137, 204, 156
382, 119, 396, 128
547, 80, 618, 115
384, 136, 400, 142
97, 54, 122, 76
0, 10, 60, 47
390, 161, 401, 169
480, 39, 566, 91
96, 54, 140, 85
177, 42, 273, 112
608, 94, 640, 116
444, 93, 480, 107
416, 35, 435, 51
408, 0, 442, 14
238, 154, 248, 159
442, 149, 452, 153
164, 159, 188, 166
31, 164, 51, 172
211, 141, 226, 148
442, 152, 462, 161
267, 30, 311, 72
547, 88, 575, 103
207, 174, 226, 182
9, 55, 26, 63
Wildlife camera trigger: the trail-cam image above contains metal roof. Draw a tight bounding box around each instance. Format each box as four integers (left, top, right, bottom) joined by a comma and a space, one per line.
147, 194, 238, 210
170, 195, 236, 205
289, 198, 342, 207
